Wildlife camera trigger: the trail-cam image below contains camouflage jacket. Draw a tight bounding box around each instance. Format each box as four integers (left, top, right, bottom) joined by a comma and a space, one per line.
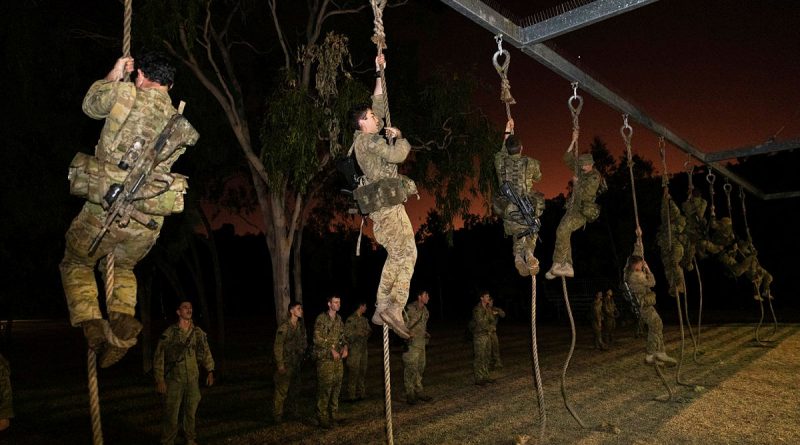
344, 312, 371, 351
591, 298, 604, 325
314, 312, 347, 361
404, 303, 429, 348
602, 296, 618, 319
274, 318, 307, 369
470, 304, 495, 336
625, 242, 657, 308
153, 323, 214, 384
494, 149, 542, 197
491, 307, 505, 328
353, 94, 412, 184
564, 150, 602, 213
82, 80, 198, 176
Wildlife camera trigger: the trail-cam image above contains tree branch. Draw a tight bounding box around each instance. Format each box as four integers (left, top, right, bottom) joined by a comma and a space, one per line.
268, 0, 292, 70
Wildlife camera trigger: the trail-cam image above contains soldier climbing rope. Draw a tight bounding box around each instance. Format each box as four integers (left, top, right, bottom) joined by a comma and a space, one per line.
492, 34, 546, 443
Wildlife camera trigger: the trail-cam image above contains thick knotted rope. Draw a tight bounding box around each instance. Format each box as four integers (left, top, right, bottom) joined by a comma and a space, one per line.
530, 275, 546, 442
381, 325, 394, 445
370, 0, 392, 133
620, 115, 640, 234
492, 35, 516, 122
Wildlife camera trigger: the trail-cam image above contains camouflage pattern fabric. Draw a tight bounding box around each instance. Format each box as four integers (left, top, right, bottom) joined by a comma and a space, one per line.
471, 304, 495, 382
273, 319, 307, 418
353, 94, 417, 310
0, 354, 12, 420
680, 195, 723, 267
314, 312, 347, 425
602, 293, 618, 345
60, 80, 198, 327
591, 296, 605, 349
153, 324, 214, 445
489, 307, 505, 369
625, 244, 665, 355
494, 145, 543, 275
552, 150, 602, 266
344, 311, 371, 399
402, 303, 429, 400
657, 194, 687, 297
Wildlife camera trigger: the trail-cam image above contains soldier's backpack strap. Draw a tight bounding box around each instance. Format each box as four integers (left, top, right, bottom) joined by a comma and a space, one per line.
163, 326, 196, 378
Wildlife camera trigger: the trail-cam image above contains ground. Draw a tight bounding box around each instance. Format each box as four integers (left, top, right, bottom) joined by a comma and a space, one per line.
2, 317, 798, 445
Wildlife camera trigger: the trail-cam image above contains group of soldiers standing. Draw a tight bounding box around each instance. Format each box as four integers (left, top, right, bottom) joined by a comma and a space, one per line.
590, 289, 619, 351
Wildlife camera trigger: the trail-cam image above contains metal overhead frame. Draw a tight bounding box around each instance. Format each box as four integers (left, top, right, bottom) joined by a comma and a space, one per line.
440, 0, 800, 200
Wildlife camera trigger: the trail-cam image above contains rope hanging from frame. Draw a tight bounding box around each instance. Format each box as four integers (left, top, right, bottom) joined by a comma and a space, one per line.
492, 35, 516, 122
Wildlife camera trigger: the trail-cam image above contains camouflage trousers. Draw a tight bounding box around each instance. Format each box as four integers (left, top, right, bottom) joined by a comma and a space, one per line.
273, 362, 301, 418
402, 343, 426, 399
473, 333, 491, 382
0, 355, 13, 419
662, 242, 686, 296
640, 305, 665, 354
552, 210, 588, 265
345, 345, 368, 399
371, 204, 417, 309
59, 203, 161, 326
592, 321, 603, 348
316, 359, 343, 423
161, 377, 201, 445
489, 331, 502, 368
603, 318, 616, 345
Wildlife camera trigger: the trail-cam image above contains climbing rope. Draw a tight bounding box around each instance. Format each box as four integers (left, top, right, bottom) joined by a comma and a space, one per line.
620, 115, 640, 233
723, 179, 733, 219
370, 0, 393, 135
706, 171, 716, 219
530, 275, 546, 442
691, 257, 704, 363
567, 82, 583, 209
559, 277, 588, 428
652, 362, 675, 403
492, 35, 516, 123
381, 325, 394, 445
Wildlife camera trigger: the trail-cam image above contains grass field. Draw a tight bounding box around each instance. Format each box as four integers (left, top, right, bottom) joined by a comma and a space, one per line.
2, 318, 799, 445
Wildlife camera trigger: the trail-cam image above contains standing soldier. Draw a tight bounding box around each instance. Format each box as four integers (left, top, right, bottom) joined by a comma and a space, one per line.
488, 297, 506, 370
602, 289, 619, 347
591, 291, 606, 350
313, 295, 348, 429
153, 300, 214, 445
471, 292, 497, 385
402, 291, 432, 404
343, 302, 371, 402
273, 302, 307, 423
350, 53, 416, 339
624, 231, 676, 365
493, 118, 544, 276
60, 53, 199, 367
546, 145, 603, 279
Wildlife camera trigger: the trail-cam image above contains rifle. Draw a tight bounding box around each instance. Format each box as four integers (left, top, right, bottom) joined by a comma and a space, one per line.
621, 281, 641, 320
499, 181, 541, 239
88, 111, 187, 256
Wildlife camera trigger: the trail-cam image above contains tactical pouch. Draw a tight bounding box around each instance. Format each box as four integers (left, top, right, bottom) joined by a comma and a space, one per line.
492, 191, 508, 217
134, 173, 189, 216
353, 175, 414, 214
67, 152, 128, 205
579, 202, 601, 222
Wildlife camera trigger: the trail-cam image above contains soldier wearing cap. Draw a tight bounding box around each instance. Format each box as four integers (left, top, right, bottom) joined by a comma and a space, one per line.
546, 148, 603, 279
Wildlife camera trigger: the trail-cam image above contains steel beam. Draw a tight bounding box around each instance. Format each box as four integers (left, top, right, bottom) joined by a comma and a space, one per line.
522, 0, 659, 44
704, 138, 800, 162
438, 0, 523, 43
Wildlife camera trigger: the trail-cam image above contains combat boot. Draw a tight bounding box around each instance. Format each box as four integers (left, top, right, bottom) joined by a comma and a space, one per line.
525, 252, 540, 275
644, 354, 655, 364
371, 303, 387, 326
379, 305, 412, 339
81, 319, 107, 351
514, 254, 531, 277
545, 267, 557, 280
99, 312, 142, 368
556, 262, 575, 278
654, 352, 677, 366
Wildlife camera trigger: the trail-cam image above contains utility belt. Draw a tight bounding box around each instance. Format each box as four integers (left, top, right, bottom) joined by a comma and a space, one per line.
353, 175, 417, 214
68, 152, 188, 216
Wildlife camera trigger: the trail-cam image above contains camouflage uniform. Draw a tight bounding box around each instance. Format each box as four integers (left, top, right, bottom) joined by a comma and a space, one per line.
590, 295, 605, 350
471, 304, 495, 383
313, 312, 347, 426
402, 302, 430, 402
551, 151, 602, 271
60, 80, 198, 327
489, 307, 505, 369
0, 354, 13, 421
494, 145, 543, 276
657, 193, 687, 297
624, 243, 666, 356
602, 292, 619, 346
681, 194, 722, 269
344, 311, 371, 400
273, 318, 307, 420
153, 324, 214, 445
353, 95, 417, 319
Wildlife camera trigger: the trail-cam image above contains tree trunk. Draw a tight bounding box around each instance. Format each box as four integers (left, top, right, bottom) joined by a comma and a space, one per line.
292, 224, 304, 304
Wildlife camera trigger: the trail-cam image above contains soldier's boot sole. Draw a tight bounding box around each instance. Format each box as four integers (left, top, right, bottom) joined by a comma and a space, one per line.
371, 305, 387, 326
380, 308, 412, 339
654, 352, 677, 366
544, 269, 557, 280
81, 319, 107, 351
100, 313, 143, 368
